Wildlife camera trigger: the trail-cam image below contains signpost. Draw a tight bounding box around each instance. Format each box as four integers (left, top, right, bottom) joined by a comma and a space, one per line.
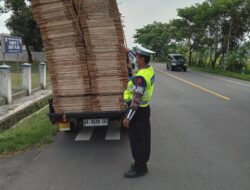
1, 35, 22, 63
1, 35, 23, 54
1, 35, 23, 85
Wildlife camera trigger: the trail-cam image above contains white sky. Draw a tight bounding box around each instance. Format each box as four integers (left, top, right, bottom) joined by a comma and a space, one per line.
118, 0, 204, 47
0, 0, 204, 46
0, 1, 10, 34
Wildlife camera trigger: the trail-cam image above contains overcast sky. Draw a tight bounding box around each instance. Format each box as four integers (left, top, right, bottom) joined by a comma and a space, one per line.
0, 0, 204, 47
118, 0, 204, 47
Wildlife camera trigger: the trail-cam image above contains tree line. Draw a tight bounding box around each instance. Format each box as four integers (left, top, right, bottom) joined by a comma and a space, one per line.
1, 0, 250, 71
134, 0, 250, 72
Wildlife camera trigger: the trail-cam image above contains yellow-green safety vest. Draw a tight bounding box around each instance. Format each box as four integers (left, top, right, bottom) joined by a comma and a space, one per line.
123, 66, 155, 107
123, 80, 133, 103
136, 66, 155, 107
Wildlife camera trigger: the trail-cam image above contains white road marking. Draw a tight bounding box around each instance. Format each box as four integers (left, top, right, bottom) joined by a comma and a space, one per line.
105, 121, 121, 141
75, 127, 94, 141
196, 72, 250, 87
155, 67, 231, 101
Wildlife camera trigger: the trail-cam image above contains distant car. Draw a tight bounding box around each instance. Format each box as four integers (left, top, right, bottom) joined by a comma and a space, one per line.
167, 54, 187, 72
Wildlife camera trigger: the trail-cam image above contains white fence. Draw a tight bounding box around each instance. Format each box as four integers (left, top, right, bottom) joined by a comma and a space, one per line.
0, 62, 47, 104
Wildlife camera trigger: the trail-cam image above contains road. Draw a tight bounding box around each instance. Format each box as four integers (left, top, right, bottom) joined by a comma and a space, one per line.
1, 63, 250, 190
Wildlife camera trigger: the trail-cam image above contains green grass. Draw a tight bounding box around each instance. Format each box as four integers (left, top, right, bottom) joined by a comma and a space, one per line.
190, 66, 250, 81
11, 72, 40, 90
0, 107, 58, 156
247, 63, 250, 70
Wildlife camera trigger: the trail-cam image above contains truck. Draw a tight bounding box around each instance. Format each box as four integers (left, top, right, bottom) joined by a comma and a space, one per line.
32, 0, 128, 132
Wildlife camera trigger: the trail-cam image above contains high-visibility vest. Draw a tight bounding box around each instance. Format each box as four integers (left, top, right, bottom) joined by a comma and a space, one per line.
123, 80, 133, 103
135, 66, 155, 107
123, 66, 155, 107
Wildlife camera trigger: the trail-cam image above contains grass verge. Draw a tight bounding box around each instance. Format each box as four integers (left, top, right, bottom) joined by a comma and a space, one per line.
0, 107, 58, 156
0, 95, 51, 132
190, 67, 250, 82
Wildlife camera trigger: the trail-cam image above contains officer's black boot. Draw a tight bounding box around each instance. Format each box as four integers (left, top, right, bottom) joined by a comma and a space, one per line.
124, 164, 148, 178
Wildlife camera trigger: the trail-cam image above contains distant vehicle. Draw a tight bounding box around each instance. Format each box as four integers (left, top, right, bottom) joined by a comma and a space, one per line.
167, 54, 187, 72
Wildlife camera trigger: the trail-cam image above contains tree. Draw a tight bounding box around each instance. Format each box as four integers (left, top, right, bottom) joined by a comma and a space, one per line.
205, 0, 250, 68
134, 22, 172, 60
176, 2, 213, 66
131, 0, 250, 69
1, 0, 43, 62
175, 0, 250, 68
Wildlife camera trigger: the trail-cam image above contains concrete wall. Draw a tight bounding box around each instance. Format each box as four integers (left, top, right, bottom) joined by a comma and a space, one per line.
0, 50, 46, 62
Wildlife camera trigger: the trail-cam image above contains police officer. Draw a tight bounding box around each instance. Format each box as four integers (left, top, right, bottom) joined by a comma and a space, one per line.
123, 44, 155, 178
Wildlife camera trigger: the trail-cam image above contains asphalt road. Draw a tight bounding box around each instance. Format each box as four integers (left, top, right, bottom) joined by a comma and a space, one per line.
1, 63, 250, 190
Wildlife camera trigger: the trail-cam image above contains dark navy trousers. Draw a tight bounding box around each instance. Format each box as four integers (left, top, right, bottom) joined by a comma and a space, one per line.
128, 106, 151, 172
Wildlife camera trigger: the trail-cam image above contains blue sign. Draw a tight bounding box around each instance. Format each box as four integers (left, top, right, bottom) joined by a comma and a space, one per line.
1, 35, 22, 54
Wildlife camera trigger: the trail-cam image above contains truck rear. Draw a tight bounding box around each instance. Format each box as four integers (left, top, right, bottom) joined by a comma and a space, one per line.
32, 0, 128, 131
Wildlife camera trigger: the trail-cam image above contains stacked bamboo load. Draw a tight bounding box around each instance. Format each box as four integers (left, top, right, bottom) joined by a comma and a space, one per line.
32, 0, 128, 113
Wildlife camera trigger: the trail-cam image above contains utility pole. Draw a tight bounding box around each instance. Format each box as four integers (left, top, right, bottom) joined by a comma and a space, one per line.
224, 19, 233, 72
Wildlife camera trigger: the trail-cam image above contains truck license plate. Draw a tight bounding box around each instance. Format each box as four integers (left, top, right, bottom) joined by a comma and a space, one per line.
83, 118, 108, 127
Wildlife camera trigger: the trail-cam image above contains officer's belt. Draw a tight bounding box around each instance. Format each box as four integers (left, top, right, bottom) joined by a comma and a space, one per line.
139, 100, 149, 107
